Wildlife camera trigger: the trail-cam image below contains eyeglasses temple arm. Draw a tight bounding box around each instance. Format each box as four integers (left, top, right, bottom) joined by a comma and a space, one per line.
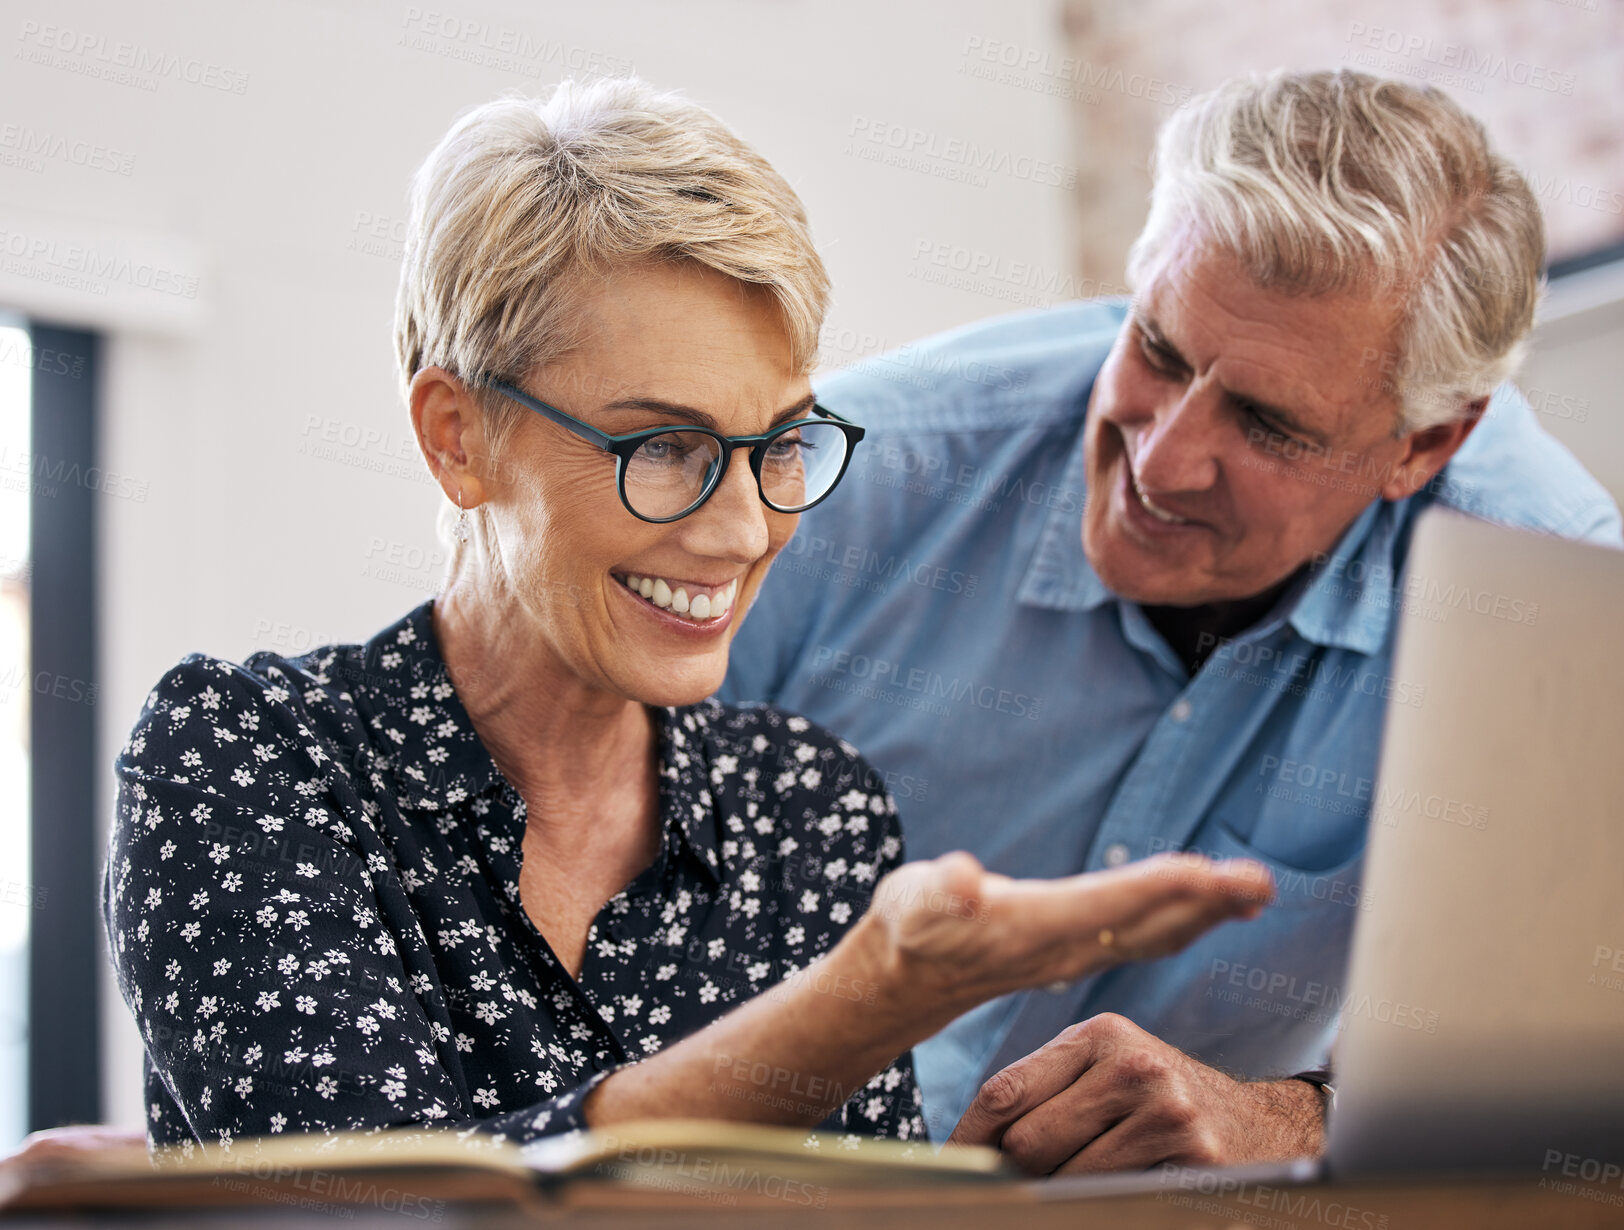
489, 381, 618, 450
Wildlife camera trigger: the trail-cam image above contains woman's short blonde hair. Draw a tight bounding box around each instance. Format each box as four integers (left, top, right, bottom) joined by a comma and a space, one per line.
1127, 68, 1544, 433
394, 77, 830, 469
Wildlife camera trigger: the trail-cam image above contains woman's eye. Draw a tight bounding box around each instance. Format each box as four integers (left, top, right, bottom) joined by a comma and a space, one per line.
767, 435, 812, 460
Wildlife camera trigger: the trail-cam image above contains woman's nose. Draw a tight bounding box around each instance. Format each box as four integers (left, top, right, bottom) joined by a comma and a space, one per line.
681, 450, 771, 561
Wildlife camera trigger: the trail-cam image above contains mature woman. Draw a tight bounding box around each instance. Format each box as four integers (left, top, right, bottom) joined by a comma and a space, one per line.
102, 78, 1270, 1154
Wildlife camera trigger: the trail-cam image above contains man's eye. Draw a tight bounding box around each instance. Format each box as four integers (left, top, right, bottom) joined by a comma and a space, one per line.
1138, 337, 1178, 374
1245, 406, 1298, 446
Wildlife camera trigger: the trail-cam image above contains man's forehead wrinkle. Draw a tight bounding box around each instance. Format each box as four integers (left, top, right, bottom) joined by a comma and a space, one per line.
1154, 268, 1331, 425
1151, 249, 1407, 442
1221, 351, 1348, 438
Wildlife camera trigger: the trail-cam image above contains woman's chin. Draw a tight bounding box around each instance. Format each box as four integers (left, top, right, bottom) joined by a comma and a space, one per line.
617, 660, 728, 710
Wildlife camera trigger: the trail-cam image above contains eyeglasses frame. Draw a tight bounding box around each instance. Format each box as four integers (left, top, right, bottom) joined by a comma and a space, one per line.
486, 379, 866, 524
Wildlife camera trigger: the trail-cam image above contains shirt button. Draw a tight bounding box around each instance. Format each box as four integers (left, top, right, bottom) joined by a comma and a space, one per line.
1169, 698, 1192, 723
1103, 842, 1130, 867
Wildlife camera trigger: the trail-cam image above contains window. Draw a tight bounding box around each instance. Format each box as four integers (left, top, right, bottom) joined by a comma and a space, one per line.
0, 319, 102, 1143
0, 321, 30, 1147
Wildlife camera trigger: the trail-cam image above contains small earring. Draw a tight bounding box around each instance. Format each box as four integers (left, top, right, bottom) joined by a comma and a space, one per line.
453, 490, 470, 543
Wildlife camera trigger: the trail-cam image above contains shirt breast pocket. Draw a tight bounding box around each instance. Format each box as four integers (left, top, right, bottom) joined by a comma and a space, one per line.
1173, 815, 1370, 1067
1199, 814, 1369, 913
1093, 815, 1372, 1080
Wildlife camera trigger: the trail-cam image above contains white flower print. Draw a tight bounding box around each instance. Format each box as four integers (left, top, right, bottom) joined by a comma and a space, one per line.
105, 609, 926, 1151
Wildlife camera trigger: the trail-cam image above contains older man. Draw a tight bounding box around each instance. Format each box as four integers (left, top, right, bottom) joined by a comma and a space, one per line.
721, 68, 1621, 1171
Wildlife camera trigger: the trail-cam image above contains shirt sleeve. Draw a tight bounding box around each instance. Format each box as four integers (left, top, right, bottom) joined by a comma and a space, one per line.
102, 655, 624, 1149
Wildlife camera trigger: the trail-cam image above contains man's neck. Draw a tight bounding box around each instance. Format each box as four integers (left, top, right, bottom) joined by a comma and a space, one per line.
1144, 571, 1301, 677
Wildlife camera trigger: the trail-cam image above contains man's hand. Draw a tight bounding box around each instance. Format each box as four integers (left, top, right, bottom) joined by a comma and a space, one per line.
947, 1014, 1325, 1174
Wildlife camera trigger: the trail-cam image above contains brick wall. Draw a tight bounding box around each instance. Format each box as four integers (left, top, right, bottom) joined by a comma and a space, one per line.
1058, 0, 1624, 285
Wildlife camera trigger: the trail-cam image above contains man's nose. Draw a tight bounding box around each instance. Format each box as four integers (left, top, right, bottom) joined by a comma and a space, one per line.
1133, 389, 1221, 495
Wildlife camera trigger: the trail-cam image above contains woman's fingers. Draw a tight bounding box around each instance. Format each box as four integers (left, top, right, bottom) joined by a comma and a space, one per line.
1077, 854, 1273, 962
865, 850, 1274, 1010
976, 853, 1275, 985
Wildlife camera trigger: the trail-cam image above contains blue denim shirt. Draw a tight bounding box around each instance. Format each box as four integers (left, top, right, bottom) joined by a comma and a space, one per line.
720, 299, 1623, 1140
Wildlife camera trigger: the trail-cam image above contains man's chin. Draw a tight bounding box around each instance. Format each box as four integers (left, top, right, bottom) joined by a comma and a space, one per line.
1084, 528, 1216, 608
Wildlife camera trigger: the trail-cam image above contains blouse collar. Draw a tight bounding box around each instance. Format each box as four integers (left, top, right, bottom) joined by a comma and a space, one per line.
356, 599, 724, 886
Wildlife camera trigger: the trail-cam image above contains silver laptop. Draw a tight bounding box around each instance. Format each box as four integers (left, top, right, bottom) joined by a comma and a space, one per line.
1325, 507, 1624, 1174
1040, 508, 1624, 1197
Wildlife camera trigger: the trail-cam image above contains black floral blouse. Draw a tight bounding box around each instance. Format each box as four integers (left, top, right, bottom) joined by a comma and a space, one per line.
102, 598, 926, 1155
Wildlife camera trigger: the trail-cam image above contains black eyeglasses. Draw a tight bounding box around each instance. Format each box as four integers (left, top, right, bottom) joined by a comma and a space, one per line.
487, 380, 866, 524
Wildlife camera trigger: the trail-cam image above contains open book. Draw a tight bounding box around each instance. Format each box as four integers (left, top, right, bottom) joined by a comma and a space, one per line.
0, 1120, 1019, 1214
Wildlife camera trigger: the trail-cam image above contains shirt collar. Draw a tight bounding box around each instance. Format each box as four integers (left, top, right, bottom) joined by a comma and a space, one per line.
1017, 424, 1408, 656
1284, 498, 1397, 655
1016, 397, 1115, 613
356, 599, 723, 885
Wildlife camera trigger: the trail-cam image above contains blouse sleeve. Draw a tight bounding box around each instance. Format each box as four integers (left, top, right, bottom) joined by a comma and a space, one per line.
809, 741, 929, 1143
102, 656, 622, 1149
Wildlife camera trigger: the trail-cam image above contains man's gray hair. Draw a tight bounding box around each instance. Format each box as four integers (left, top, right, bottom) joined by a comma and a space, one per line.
1126, 68, 1544, 433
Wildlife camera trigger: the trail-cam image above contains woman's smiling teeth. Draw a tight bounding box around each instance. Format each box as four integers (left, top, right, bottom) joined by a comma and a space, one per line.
620, 574, 738, 622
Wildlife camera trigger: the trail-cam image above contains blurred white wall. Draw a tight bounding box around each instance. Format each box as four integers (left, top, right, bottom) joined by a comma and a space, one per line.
0, 0, 1076, 1130
1522, 266, 1624, 505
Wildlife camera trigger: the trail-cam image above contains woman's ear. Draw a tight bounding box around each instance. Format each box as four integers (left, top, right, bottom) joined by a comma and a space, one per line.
409, 367, 490, 508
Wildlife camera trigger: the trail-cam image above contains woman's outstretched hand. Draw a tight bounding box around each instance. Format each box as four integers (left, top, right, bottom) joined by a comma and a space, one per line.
855, 850, 1274, 1034
584, 850, 1271, 1131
